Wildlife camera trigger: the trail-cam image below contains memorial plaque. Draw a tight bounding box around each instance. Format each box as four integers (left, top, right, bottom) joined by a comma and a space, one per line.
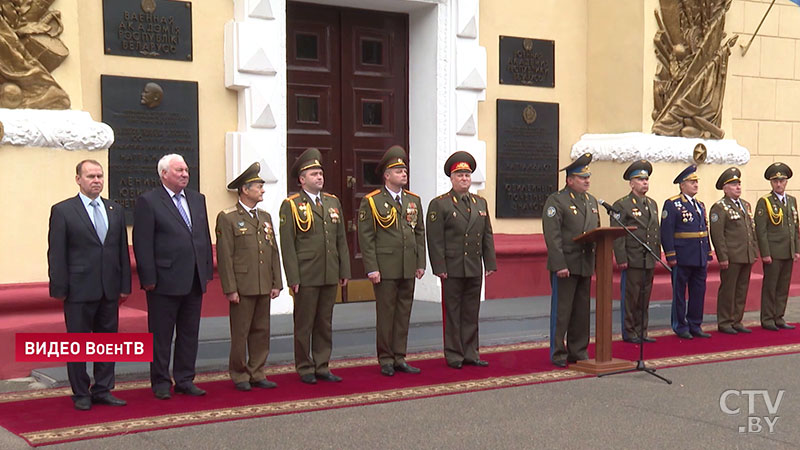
103, 0, 193, 61
102, 75, 199, 224
496, 99, 559, 218
499, 36, 554, 87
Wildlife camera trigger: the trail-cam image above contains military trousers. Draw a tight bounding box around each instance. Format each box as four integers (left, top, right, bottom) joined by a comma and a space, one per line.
441, 276, 483, 365
549, 273, 591, 364
373, 278, 415, 366
620, 268, 654, 340
717, 262, 753, 330
229, 294, 271, 384
761, 258, 793, 328
293, 285, 337, 376
670, 264, 707, 335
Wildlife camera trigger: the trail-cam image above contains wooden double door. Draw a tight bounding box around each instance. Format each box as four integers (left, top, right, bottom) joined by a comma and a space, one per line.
287, 2, 409, 301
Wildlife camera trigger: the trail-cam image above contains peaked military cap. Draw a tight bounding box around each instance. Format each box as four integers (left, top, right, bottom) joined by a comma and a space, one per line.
227, 162, 265, 190
623, 160, 653, 181
560, 153, 592, 177
444, 151, 477, 176
291, 147, 324, 178
673, 164, 698, 184
377, 145, 408, 174
715, 167, 742, 190
764, 162, 792, 180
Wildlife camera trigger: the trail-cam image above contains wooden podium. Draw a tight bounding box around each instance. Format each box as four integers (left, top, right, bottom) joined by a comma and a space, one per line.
571, 227, 637, 375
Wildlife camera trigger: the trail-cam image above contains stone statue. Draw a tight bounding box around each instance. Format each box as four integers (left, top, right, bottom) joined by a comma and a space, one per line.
0, 0, 70, 109
652, 0, 737, 139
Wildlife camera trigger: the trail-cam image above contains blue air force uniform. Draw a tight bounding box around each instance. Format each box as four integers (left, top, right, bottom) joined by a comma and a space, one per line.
660, 165, 713, 338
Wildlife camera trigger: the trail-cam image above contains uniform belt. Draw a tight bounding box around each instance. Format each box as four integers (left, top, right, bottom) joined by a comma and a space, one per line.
673, 231, 708, 238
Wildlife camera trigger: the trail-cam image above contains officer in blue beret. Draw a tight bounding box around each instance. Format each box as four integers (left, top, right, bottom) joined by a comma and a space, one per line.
660, 165, 713, 339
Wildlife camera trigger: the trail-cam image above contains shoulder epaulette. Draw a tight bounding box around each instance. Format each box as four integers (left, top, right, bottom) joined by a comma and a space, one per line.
365, 189, 381, 199
403, 189, 420, 198
436, 193, 449, 199
222, 206, 238, 214
668, 194, 681, 201
474, 193, 486, 201
256, 207, 267, 214
715, 199, 725, 205
285, 193, 300, 201
615, 196, 626, 204
323, 192, 338, 199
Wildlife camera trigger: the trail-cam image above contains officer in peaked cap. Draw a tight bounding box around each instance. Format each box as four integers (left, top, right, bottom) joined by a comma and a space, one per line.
754, 162, 798, 331
709, 167, 758, 335
612, 160, 661, 344
216, 162, 282, 391
280, 148, 351, 384
661, 164, 713, 340
541, 152, 600, 367
426, 151, 497, 369
358, 145, 426, 376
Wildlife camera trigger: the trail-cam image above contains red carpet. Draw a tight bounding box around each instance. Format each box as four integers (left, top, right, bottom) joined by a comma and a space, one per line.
1, 322, 798, 446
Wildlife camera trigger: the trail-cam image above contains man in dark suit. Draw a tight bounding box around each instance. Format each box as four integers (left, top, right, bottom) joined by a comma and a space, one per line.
48, 159, 131, 411
133, 154, 213, 399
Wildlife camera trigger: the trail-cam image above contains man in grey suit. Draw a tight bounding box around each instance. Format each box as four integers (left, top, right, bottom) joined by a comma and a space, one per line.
48, 159, 131, 410
133, 154, 213, 399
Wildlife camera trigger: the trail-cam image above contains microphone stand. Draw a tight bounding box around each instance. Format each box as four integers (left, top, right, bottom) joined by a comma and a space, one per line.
597, 205, 672, 384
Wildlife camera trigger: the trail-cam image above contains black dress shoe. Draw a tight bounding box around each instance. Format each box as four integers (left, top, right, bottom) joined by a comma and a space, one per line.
447, 361, 463, 369
676, 331, 693, 339
733, 325, 752, 333
762, 323, 779, 331
92, 393, 127, 406
316, 372, 342, 382
235, 382, 252, 391
552, 360, 567, 368
691, 330, 711, 338
175, 384, 206, 396
623, 337, 642, 344
394, 362, 421, 374
777, 323, 796, 330
718, 327, 738, 335
251, 379, 278, 389
300, 374, 317, 384
642, 336, 657, 343
464, 359, 489, 367
154, 389, 172, 400
73, 397, 91, 411
380, 364, 395, 376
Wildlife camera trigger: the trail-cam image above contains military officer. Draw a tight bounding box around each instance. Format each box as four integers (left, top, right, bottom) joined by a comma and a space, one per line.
754, 162, 799, 331
612, 160, 661, 344
357, 145, 426, 376
542, 153, 600, 368
661, 165, 713, 339
215, 162, 282, 391
279, 148, 351, 384
426, 151, 497, 369
709, 167, 758, 334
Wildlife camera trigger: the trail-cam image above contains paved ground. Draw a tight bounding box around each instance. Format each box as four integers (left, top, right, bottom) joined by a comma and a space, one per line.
1, 298, 798, 448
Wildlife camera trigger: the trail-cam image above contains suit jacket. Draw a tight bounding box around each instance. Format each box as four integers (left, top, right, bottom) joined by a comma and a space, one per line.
48, 195, 131, 302
660, 193, 713, 267
612, 192, 661, 269
279, 191, 350, 287
357, 187, 426, 279
132, 186, 213, 295
426, 190, 497, 278
216, 203, 283, 296
754, 192, 800, 260
709, 196, 758, 264
541, 187, 600, 276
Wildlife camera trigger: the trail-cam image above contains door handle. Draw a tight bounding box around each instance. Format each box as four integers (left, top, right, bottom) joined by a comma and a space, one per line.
347, 220, 357, 232
347, 176, 357, 188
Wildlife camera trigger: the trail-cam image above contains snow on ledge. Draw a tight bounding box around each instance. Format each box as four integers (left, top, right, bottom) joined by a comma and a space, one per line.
0, 109, 114, 151
571, 132, 750, 165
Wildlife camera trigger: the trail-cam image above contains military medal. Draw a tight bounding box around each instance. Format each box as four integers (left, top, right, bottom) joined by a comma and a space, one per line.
328, 207, 340, 223
406, 202, 418, 228
264, 221, 274, 245
569, 205, 578, 215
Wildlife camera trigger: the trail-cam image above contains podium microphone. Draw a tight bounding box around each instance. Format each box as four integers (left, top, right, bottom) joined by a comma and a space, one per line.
597, 199, 619, 214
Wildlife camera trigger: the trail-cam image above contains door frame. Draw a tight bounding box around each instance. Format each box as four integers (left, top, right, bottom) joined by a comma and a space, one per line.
224, 0, 487, 314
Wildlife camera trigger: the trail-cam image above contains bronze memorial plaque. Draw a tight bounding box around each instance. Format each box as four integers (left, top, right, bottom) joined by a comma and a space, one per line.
103, 0, 193, 61
101, 75, 199, 223
499, 36, 554, 87
496, 99, 559, 218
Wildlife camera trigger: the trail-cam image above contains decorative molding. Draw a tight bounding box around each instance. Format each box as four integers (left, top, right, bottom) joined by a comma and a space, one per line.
571, 133, 751, 165
0, 109, 114, 151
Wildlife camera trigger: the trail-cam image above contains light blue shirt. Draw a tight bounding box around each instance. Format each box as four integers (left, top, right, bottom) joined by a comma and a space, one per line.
78, 192, 108, 230
164, 185, 192, 226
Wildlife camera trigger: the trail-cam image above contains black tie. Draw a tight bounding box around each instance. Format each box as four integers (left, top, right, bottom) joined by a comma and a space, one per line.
395, 195, 401, 205
315, 196, 322, 208
462, 195, 471, 213
251, 209, 258, 221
